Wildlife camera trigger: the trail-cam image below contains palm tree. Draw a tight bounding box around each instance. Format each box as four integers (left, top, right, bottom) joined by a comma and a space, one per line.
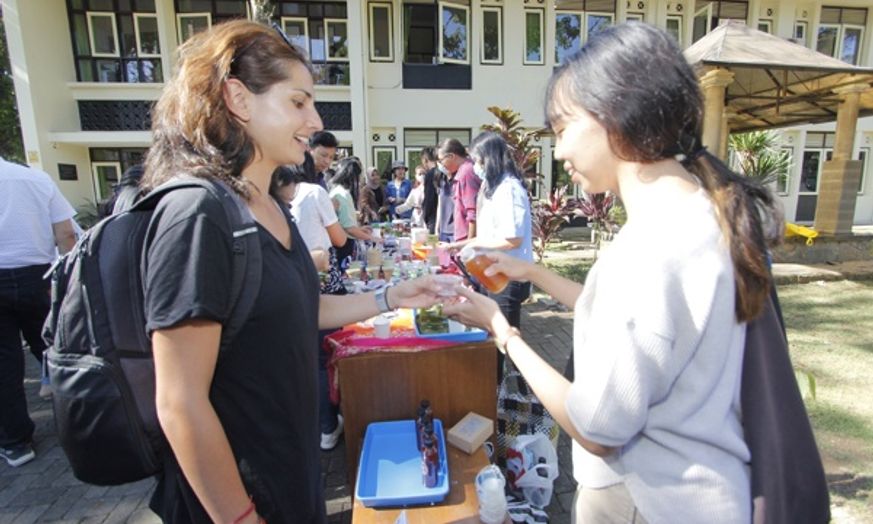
728, 130, 791, 187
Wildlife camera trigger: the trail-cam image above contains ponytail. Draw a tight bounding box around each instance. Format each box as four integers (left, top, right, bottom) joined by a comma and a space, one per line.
686, 150, 783, 322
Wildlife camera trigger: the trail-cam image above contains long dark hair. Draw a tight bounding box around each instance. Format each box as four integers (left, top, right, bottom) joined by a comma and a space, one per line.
331, 157, 362, 191
469, 131, 522, 199
546, 22, 781, 322
142, 20, 310, 198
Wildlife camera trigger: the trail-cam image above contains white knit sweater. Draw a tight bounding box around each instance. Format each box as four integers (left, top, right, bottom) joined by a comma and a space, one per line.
566, 188, 751, 523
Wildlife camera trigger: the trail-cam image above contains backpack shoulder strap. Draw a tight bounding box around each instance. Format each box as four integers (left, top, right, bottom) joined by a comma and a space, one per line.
139, 176, 262, 351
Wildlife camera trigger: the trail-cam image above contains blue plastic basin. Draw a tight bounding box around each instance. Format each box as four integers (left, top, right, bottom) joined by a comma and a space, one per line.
356, 419, 450, 508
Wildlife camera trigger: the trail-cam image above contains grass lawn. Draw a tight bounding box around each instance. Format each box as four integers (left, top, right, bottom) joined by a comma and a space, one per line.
779, 280, 873, 523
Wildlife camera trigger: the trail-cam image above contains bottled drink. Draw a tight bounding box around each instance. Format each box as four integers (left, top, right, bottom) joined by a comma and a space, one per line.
421, 427, 439, 488
415, 400, 432, 450
459, 246, 509, 294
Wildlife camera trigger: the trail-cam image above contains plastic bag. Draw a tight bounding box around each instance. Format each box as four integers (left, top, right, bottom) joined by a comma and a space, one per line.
505, 434, 559, 508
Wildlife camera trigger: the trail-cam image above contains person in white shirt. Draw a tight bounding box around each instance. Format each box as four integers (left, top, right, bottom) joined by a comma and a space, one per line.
445, 23, 781, 524
444, 131, 533, 382
395, 166, 426, 228
0, 156, 77, 467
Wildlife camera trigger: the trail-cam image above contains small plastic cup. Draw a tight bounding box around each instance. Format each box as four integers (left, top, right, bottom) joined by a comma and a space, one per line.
433, 274, 463, 297
373, 315, 391, 338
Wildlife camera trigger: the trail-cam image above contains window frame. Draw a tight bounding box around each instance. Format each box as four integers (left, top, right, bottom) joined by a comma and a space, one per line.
133, 13, 161, 58
625, 13, 644, 22
404, 147, 424, 172
372, 146, 397, 176
757, 19, 772, 34
666, 14, 684, 46
528, 145, 542, 199
324, 18, 350, 62
368, 2, 394, 62
87, 11, 120, 58
176, 12, 212, 45
839, 24, 865, 65
585, 12, 614, 41
281, 16, 310, 56
91, 161, 122, 202
554, 10, 582, 64
798, 148, 831, 195
480, 5, 503, 65
858, 148, 869, 195
523, 8, 545, 66
776, 146, 793, 195
438, 1, 471, 65
794, 20, 808, 45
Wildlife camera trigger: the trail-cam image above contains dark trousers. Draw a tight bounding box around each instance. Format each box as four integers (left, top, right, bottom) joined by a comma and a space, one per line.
488, 280, 531, 384
318, 329, 340, 435
0, 264, 49, 447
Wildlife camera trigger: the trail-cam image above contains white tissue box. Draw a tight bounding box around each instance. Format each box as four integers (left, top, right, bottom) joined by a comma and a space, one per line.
447, 412, 493, 454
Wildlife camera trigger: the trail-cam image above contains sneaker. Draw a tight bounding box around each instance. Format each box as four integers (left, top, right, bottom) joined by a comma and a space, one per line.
0, 442, 36, 467
320, 414, 344, 451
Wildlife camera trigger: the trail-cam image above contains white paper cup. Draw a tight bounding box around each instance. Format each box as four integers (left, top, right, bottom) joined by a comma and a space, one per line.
373, 315, 391, 338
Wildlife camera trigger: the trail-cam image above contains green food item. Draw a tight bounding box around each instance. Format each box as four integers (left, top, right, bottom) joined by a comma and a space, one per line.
416, 305, 449, 334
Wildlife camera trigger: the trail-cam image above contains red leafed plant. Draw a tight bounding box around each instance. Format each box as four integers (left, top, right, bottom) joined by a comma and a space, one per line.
532, 185, 582, 262
578, 192, 616, 237
480, 106, 547, 195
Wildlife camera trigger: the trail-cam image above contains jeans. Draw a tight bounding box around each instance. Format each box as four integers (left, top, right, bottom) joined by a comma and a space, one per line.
318, 329, 340, 435
439, 232, 454, 243
488, 280, 530, 384
0, 264, 49, 447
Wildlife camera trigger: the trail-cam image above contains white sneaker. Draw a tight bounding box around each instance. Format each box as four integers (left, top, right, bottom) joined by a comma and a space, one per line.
320, 414, 344, 451
39, 383, 52, 399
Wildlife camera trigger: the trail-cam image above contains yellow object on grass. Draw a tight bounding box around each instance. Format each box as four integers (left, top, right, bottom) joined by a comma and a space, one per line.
785, 223, 818, 246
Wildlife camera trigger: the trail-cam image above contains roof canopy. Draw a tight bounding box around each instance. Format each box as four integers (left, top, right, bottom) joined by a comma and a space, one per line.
684, 21, 873, 133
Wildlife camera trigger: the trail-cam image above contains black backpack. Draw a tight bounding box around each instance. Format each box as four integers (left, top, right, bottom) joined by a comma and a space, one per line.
43, 177, 262, 485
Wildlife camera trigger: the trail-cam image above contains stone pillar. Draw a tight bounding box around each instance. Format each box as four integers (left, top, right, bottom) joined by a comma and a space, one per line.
813, 83, 869, 236
699, 69, 735, 156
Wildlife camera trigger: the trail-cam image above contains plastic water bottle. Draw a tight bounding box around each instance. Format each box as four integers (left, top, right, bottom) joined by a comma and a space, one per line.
475, 465, 508, 524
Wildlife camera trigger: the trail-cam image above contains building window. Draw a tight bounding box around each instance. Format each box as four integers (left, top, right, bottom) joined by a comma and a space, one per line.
68, 0, 162, 83
776, 147, 792, 195
373, 146, 396, 175
177, 13, 211, 43
794, 21, 808, 45
666, 15, 683, 45
404, 128, 472, 149
133, 13, 160, 57
625, 13, 644, 22
87, 12, 120, 57
89, 147, 148, 201
757, 19, 772, 34
274, 1, 350, 86
692, 0, 749, 43
817, 7, 867, 65
437, 2, 469, 64
325, 19, 349, 61
369, 3, 394, 62
405, 147, 423, 172
281, 17, 310, 55
799, 132, 835, 195
527, 146, 542, 199
586, 12, 613, 39
403, 3, 437, 64
524, 9, 544, 65
480, 6, 502, 64
555, 11, 581, 64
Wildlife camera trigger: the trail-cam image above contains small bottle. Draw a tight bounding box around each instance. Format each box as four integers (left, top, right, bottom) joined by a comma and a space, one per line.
415, 400, 432, 450
421, 428, 439, 488
359, 265, 369, 283
378, 265, 386, 280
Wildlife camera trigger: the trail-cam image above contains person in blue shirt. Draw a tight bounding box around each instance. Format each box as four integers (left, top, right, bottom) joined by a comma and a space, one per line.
385, 160, 412, 219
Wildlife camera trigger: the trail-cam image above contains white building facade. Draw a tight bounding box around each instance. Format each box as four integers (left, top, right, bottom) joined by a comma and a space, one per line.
2, 0, 873, 224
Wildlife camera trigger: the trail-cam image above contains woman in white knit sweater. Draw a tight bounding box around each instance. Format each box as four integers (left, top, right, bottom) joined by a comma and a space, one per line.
445, 23, 781, 524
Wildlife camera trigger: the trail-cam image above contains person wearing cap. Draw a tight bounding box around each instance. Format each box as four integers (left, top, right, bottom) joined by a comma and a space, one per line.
385, 160, 412, 219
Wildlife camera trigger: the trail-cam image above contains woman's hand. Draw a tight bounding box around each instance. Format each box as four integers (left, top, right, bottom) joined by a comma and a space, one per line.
481, 251, 534, 282
442, 286, 509, 336
388, 276, 442, 309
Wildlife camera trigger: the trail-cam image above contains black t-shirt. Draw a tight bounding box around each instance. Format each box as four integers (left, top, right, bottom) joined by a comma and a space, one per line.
373, 185, 385, 209
143, 187, 324, 524
422, 168, 438, 231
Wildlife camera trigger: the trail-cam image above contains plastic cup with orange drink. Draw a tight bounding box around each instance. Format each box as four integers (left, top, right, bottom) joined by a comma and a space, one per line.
459, 246, 509, 294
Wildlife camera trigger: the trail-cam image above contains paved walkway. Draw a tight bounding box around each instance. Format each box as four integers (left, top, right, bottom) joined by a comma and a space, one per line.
0, 303, 577, 524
